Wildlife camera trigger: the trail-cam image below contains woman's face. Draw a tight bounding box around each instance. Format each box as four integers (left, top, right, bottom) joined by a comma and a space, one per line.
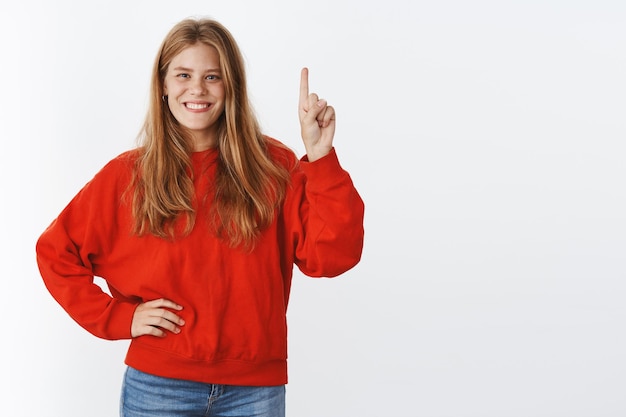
163, 43, 226, 151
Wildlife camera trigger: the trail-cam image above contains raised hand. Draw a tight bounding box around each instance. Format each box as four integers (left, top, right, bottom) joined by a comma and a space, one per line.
298, 67, 336, 162
131, 298, 185, 338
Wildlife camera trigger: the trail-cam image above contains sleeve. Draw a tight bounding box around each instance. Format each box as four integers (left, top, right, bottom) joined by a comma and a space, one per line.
35, 158, 138, 340
285, 148, 365, 277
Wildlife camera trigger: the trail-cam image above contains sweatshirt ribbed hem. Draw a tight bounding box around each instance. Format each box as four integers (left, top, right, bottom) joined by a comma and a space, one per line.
124, 341, 288, 386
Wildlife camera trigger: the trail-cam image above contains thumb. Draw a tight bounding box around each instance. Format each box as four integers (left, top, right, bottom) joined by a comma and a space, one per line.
302, 98, 327, 125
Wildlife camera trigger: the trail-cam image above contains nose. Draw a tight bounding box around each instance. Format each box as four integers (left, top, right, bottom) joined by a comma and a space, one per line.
189, 78, 206, 95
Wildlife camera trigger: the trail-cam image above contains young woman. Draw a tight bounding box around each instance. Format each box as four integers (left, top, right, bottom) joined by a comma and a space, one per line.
36, 17, 364, 416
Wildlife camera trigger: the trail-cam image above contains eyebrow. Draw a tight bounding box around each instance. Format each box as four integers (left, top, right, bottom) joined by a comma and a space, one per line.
171, 66, 221, 73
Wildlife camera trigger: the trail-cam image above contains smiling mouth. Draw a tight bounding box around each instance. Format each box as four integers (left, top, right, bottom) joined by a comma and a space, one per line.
185, 102, 210, 109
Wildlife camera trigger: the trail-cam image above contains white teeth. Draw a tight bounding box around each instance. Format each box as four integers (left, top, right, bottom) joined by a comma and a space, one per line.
186, 103, 209, 109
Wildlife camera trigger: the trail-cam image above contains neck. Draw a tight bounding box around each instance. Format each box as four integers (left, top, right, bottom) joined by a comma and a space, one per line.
191, 131, 218, 152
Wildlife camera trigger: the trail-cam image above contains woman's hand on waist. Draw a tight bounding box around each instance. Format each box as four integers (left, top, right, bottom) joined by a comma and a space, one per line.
131, 298, 185, 338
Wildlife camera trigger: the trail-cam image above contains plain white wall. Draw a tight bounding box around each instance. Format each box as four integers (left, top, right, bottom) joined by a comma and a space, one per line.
2, 0, 625, 416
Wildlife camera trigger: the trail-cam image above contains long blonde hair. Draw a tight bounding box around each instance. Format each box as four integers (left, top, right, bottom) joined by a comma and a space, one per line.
132, 18, 291, 248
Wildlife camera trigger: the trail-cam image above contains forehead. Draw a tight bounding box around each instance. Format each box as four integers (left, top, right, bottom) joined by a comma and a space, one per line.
169, 43, 220, 69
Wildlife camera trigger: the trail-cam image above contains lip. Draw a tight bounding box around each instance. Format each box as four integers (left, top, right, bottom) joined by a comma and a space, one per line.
183, 101, 212, 112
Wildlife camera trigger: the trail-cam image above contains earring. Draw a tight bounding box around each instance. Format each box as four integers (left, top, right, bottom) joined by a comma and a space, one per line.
162, 95, 168, 102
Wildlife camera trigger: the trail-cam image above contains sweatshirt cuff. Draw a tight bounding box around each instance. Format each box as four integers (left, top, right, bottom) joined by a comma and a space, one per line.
299, 148, 347, 185
105, 300, 138, 340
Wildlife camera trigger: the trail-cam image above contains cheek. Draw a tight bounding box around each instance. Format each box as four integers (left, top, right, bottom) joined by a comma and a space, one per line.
215, 84, 226, 100
163, 78, 177, 96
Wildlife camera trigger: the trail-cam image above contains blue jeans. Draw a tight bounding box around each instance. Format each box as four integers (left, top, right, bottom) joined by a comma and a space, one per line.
120, 367, 286, 417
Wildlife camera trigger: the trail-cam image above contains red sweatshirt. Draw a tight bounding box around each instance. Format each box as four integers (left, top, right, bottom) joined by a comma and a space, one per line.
36, 139, 364, 386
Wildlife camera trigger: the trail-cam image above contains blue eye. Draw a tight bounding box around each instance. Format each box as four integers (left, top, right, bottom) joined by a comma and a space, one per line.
206, 75, 220, 80
177, 73, 190, 78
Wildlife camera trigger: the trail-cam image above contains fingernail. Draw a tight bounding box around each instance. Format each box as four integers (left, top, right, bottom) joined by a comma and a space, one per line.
317, 100, 326, 108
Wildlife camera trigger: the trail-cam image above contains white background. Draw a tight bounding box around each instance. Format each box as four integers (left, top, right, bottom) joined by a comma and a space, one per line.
1, 0, 625, 416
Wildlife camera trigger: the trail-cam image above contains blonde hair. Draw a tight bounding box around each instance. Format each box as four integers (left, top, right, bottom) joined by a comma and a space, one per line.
132, 18, 291, 248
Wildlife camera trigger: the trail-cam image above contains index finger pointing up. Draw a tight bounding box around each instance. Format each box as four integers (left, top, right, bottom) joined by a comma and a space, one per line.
299, 67, 309, 107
